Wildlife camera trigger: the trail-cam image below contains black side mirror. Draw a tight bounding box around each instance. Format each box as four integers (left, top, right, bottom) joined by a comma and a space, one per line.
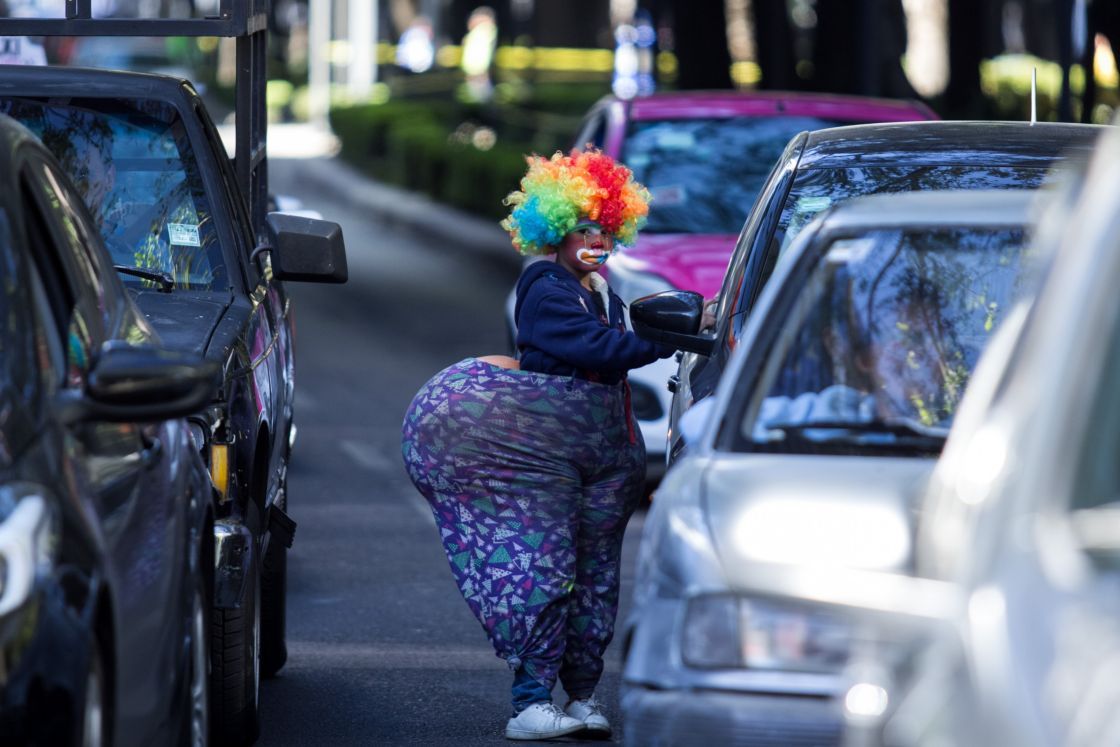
265, 212, 349, 284
631, 290, 715, 356
57, 342, 220, 424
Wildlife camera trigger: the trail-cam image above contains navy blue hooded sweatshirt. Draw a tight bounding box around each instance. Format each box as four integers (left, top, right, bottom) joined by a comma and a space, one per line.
514, 260, 673, 385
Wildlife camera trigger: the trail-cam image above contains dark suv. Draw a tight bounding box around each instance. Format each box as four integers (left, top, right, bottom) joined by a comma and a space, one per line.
632, 120, 1106, 464
0, 63, 347, 744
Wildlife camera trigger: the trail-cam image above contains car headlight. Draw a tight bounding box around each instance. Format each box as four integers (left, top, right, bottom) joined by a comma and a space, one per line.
682, 594, 851, 672
0, 485, 57, 617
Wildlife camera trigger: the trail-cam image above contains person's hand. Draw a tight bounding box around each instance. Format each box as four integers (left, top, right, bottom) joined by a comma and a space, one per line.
700, 294, 719, 332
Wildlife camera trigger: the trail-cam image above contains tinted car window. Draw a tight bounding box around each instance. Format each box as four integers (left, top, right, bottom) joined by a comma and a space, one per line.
622, 116, 844, 234
0, 96, 227, 291
739, 226, 1032, 455
774, 165, 1052, 264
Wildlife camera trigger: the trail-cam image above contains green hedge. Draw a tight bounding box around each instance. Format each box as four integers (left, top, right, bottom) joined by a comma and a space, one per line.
330, 100, 540, 220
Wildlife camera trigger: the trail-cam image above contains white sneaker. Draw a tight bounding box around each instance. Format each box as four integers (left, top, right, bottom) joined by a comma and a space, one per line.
565, 695, 611, 737
504, 702, 585, 740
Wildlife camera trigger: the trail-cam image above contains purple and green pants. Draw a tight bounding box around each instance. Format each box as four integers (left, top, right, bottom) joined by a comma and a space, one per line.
401, 358, 646, 709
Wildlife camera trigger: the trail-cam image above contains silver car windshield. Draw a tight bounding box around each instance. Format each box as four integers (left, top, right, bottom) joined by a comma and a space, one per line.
745, 226, 1032, 454
0, 96, 226, 291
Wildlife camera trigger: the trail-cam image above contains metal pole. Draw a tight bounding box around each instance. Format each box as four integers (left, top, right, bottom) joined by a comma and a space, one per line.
308, 0, 331, 131
348, 0, 372, 99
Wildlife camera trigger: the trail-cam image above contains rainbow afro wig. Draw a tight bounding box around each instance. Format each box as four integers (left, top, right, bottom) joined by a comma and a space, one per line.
500, 148, 651, 256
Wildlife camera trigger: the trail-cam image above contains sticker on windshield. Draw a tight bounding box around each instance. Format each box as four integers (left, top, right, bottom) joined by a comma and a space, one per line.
655, 131, 696, 149
650, 184, 686, 206
826, 238, 876, 265
168, 223, 201, 247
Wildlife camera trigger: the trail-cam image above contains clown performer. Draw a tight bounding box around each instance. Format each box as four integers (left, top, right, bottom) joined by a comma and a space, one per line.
401, 148, 676, 741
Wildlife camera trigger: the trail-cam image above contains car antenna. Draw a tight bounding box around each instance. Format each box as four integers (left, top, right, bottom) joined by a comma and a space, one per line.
1031, 67, 1038, 124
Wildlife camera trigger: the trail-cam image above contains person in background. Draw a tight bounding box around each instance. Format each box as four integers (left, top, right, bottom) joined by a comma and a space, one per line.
402, 148, 672, 741
460, 5, 497, 101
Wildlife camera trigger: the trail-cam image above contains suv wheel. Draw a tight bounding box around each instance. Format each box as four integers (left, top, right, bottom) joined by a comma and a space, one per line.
211, 547, 260, 746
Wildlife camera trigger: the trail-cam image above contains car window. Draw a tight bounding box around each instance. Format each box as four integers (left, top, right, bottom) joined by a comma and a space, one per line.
20, 168, 105, 387
622, 116, 842, 234
735, 225, 1033, 456
1070, 301, 1120, 512
0, 205, 43, 395
0, 95, 227, 291
772, 165, 1054, 268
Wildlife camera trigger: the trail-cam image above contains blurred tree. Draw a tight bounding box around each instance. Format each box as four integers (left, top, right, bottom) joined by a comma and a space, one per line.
1082, 0, 1120, 122
810, 0, 918, 99
669, 0, 732, 88
945, 0, 990, 117
751, 0, 799, 90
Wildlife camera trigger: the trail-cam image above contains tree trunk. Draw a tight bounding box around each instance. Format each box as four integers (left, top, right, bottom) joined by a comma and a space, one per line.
945, 0, 987, 117
669, 0, 732, 89
751, 0, 798, 90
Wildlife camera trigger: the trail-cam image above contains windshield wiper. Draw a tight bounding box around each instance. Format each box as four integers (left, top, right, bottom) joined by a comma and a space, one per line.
114, 264, 174, 293
761, 418, 948, 447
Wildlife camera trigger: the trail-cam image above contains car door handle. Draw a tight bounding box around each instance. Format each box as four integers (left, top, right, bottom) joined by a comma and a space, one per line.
667, 375, 680, 393
139, 436, 163, 469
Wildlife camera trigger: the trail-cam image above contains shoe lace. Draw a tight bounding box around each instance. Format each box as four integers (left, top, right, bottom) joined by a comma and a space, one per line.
539, 702, 570, 719
574, 696, 604, 715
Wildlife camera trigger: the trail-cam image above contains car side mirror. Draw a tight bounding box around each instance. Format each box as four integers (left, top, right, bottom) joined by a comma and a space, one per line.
631, 290, 714, 356
56, 342, 220, 424
264, 212, 348, 284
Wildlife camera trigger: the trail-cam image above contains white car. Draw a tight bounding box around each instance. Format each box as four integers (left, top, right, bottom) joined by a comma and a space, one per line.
620, 189, 1045, 745
842, 120, 1120, 747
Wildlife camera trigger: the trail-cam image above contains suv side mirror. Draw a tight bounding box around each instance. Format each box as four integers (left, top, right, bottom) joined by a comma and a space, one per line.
265, 212, 349, 284
631, 290, 714, 356
57, 342, 220, 424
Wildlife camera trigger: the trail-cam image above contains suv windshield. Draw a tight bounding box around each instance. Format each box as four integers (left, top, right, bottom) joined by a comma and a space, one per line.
773, 165, 1053, 262
622, 116, 845, 234
0, 96, 226, 291
742, 226, 1031, 455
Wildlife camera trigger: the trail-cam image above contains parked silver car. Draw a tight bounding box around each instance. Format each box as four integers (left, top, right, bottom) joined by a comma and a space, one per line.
841, 124, 1120, 747
621, 189, 1047, 746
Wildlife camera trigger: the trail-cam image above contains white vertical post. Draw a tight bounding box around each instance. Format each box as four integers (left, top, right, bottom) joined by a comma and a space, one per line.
308, 0, 332, 131
349, 0, 375, 99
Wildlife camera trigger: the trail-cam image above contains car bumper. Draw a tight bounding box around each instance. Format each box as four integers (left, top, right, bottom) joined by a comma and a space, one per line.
621, 686, 843, 747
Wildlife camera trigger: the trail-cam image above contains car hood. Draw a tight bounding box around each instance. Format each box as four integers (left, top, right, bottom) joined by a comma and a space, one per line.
607, 233, 735, 297
131, 292, 229, 358
701, 454, 935, 582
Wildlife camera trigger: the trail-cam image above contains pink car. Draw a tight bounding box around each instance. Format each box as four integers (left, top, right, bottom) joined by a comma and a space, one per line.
575, 90, 938, 298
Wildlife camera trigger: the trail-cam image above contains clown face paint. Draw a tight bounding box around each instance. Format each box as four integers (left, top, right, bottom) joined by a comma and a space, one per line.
564, 225, 615, 269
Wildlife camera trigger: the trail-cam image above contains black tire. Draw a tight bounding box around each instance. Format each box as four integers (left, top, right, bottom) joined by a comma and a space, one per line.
81, 640, 108, 747
259, 532, 288, 678
182, 577, 211, 747
210, 549, 260, 746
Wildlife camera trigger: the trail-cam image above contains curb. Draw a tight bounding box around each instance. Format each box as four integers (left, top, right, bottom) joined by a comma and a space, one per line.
295, 155, 520, 269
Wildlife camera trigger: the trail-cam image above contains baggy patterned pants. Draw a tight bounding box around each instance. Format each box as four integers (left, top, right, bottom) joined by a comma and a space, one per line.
401, 358, 646, 698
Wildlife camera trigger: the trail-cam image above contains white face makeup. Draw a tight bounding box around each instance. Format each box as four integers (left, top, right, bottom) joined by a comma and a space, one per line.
571, 225, 614, 266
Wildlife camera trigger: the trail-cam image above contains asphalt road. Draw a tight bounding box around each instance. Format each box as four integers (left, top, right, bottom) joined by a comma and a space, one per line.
259, 153, 648, 746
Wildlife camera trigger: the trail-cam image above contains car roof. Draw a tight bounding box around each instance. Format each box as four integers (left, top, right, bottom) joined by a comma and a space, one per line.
817, 189, 1041, 232
0, 62, 194, 95
798, 120, 1106, 169
624, 89, 937, 122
